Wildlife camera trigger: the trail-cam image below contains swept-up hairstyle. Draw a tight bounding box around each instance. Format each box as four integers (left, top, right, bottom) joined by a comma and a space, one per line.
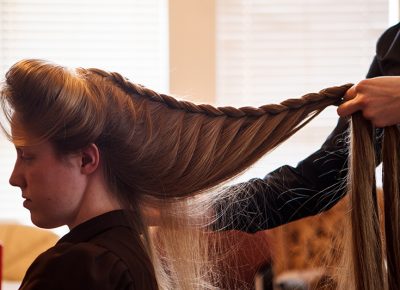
1, 59, 352, 289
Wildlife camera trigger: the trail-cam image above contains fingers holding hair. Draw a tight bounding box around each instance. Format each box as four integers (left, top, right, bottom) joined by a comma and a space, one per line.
337, 77, 400, 127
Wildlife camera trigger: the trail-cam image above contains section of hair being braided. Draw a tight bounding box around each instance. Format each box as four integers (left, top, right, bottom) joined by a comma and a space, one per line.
87, 67, 352, 200
345, 113, 384, 290
89, 68, 348, 118
338, 115, 400, 290
382, 125, 400, 290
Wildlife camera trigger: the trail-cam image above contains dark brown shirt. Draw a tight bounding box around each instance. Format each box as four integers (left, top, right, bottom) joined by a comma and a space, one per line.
19, 210, 158, 290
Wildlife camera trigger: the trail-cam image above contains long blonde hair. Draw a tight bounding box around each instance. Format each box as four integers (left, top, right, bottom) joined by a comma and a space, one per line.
337, 113, 400, 290
0, 59, 351, 289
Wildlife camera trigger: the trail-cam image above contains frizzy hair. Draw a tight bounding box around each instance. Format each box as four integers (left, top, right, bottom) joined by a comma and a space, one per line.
0, 59, 352, 289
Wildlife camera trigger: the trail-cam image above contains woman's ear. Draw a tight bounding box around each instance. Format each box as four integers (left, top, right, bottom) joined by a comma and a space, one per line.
80, 143, 100, 174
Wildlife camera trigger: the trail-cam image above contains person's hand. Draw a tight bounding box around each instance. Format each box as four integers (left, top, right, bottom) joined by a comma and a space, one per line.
337, 76, 400, 127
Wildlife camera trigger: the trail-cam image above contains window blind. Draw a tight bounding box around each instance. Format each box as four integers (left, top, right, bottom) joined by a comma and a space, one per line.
0, 0, 168, 229
216, 0, 391, 182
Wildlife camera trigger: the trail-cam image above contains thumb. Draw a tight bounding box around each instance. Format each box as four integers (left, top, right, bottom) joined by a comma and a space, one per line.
337, 98, 362, 117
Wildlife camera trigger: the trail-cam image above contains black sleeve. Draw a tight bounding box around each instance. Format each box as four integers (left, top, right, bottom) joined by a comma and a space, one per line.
367, 22, 400, 77
214, 117, 350, 233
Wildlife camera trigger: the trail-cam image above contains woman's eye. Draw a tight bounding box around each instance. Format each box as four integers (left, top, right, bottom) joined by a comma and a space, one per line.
20, 155, 34, 161
16, 149, 34, 161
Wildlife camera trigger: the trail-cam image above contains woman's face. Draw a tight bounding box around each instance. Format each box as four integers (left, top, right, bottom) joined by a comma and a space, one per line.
9, 137, 87, 229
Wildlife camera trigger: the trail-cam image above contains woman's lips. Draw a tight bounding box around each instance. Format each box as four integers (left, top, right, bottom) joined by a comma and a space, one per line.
22, 196, 32, 208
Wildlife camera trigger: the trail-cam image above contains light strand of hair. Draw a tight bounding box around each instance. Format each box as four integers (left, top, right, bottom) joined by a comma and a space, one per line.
349, 112, 385, 290
382, 126, 400, 290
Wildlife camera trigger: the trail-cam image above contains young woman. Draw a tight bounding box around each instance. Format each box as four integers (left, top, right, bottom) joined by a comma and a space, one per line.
1, 59, 350, 289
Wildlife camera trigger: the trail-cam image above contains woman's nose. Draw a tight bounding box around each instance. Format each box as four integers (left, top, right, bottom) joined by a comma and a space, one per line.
9, 163, 26, 189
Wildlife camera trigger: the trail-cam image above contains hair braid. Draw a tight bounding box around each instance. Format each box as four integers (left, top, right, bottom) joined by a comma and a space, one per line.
87, 67, 350, 118
85, 68, 352, 198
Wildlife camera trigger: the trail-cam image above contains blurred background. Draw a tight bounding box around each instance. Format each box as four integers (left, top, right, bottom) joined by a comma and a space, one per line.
0, 0, 397, 236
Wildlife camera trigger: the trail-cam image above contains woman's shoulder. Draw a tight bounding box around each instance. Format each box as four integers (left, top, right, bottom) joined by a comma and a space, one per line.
20, 241, 135, 290
20, 211, 158, 290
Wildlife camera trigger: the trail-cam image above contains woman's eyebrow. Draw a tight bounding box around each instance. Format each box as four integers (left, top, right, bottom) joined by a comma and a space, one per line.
15, 146, 34, 153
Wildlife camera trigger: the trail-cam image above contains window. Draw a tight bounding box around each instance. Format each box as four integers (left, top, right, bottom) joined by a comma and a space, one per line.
216, 0, 391, 182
